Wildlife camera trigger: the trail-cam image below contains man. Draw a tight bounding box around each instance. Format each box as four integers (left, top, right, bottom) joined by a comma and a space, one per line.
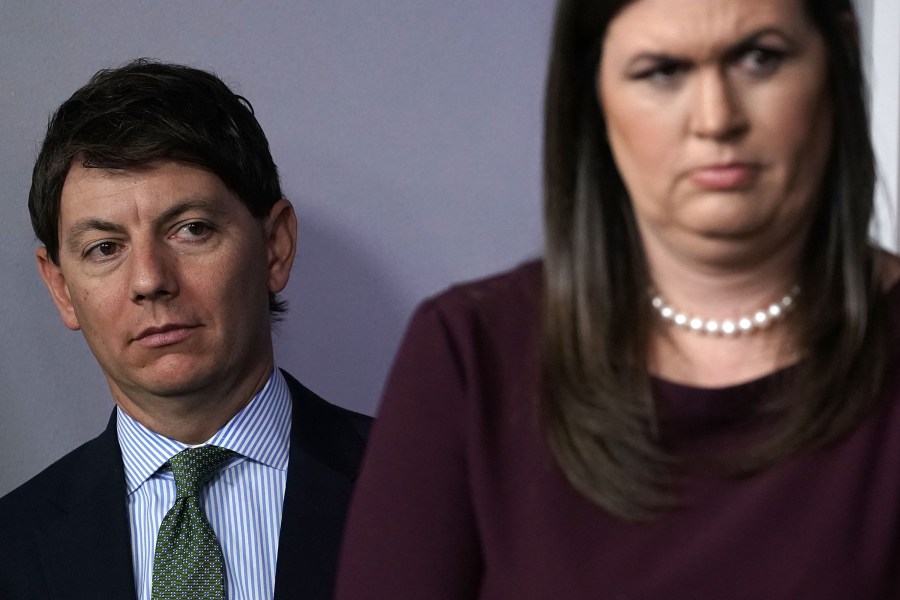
0, 59, 371, 600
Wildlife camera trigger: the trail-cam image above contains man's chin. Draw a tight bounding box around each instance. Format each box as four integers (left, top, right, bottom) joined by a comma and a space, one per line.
109, 362, 223, 401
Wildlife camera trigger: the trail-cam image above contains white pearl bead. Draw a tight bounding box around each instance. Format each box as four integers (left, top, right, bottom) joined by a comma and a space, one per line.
649, 287, 798, 337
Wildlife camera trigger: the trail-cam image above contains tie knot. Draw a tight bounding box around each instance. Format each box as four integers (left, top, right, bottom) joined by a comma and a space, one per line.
166, 445, 237, 499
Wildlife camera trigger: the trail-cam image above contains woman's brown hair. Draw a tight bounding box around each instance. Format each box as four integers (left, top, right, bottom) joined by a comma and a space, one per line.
541, 0, 889, 520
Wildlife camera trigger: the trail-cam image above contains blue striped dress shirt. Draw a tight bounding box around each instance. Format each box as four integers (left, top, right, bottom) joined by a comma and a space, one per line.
118, 368, 292, 600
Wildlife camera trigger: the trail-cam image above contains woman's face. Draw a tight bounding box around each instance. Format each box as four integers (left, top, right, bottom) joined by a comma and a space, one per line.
598, 0, 833, 267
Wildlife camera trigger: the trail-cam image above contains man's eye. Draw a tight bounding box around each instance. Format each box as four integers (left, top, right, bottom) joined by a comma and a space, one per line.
176, 221, 214, 239
185, 222, 209, 236
88, 241, 119, 258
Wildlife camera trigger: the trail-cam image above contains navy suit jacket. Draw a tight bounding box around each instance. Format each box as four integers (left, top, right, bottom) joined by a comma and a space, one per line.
0, 370, 372, 600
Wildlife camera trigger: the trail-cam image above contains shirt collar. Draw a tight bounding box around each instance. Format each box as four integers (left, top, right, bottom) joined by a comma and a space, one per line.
117, 367, 292, 495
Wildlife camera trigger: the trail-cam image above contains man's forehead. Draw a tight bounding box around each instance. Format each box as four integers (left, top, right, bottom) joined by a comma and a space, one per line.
62, 163, 146, 199
63, 158, 221, 189
56, 160, 247, 238
60, 161, 230, 211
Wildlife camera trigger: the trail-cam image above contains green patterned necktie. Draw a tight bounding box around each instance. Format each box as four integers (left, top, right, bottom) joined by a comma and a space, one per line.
151, 445, 237, 600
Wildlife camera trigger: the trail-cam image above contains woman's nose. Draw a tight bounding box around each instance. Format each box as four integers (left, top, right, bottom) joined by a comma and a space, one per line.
689, 69, 749, 141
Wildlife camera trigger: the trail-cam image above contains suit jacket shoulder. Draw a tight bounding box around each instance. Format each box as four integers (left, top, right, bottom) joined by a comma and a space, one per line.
274, 369, 373, 599
0, 413, 137, 599
0, 371, 373, 600
282, 369, 372, 470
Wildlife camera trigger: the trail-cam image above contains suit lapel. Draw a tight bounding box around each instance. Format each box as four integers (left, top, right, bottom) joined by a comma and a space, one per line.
34, 412, 137, 600
274, 371, 368, 600
26, 374, 365, 599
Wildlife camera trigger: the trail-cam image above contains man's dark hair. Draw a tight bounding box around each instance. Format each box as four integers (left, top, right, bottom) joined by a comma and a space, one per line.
29, 58, 287, 317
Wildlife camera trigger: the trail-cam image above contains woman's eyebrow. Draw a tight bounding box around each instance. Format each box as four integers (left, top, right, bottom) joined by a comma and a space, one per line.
723, 27, 796, 56
623, 26, 795, 69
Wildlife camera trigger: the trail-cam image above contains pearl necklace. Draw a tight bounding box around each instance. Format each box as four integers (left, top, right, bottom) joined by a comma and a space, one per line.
650, 286, 800, 337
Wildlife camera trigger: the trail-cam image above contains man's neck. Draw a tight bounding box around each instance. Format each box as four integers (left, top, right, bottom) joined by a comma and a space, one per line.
109, 359, 275, 444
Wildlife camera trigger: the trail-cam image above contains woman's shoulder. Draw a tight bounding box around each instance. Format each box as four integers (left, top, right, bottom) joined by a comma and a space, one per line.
399, 260, 544, 367
419, 259, 543, 322
387, 260, 544, 403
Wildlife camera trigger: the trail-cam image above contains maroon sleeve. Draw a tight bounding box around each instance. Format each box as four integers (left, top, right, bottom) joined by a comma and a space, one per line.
335, 298, 483, 599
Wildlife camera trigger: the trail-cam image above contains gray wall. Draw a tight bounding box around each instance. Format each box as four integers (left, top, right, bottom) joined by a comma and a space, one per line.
0, 1, 550, 495
0, 0, 895, 497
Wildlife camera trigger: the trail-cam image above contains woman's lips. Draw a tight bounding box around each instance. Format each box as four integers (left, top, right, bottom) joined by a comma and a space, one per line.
689, 164, 760, 190
135, 325, 196, 348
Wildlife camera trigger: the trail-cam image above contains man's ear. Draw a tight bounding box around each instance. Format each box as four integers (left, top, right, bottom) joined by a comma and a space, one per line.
264, 199, 297, 294
36, 247, 81, 331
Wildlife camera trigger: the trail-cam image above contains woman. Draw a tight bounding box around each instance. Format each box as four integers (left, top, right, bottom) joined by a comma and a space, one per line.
337, 0, 900, 597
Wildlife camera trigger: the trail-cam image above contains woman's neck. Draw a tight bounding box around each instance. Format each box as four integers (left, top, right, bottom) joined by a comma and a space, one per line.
641, 232, 805, 388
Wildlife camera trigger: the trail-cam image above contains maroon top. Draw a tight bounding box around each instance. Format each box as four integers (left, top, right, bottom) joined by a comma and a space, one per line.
336, 261, 900, 599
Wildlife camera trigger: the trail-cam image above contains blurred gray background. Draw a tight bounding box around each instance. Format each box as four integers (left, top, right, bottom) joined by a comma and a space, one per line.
1, 0, 897, 496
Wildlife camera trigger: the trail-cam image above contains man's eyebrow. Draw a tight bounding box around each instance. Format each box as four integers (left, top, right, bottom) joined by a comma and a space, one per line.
63, 198, 229, 256
64, 219, 126, 256
154, 198, 229, 225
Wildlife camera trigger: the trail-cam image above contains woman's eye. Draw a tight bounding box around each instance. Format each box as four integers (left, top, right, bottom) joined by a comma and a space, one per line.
633, 61, 687, 86
739, 47, 785, 77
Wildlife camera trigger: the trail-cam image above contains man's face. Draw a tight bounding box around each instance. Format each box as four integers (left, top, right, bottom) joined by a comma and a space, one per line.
38, 160, 295, 415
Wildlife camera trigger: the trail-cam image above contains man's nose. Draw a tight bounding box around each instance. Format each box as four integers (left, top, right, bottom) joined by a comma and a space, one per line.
129, 242, 178, 302
689, 69, 749, 141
